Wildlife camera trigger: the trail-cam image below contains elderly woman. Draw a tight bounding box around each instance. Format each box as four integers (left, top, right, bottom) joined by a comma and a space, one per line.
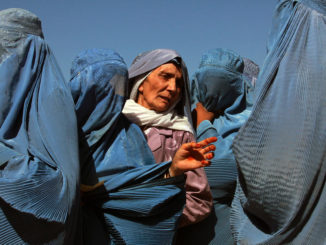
122, 49, 214, 228
70, 48, 216, 244
231, 0, 326, 244
0, 8, 80, 244
175, 48, 258, 245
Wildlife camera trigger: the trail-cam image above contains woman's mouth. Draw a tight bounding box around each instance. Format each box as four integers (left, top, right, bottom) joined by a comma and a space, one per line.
159, 96, 171, 103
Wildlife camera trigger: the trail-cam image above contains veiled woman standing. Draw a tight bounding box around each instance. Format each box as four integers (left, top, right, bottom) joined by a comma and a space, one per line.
0, 8, 80, 244
176, 48, 258, 245
231, 0, 326, 244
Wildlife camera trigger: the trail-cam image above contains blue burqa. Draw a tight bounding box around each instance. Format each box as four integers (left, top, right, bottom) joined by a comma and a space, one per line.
0, 8, 80, 244
70, 49, 185, 245
176, 49, 257, 245
231, 0, 326, 244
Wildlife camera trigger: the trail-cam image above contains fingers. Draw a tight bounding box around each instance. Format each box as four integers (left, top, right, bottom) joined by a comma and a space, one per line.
200, 147, 215, 164
201, 152, 214, 164
205, 152, 214, 160
197, 137, 217, 147
183, 137, 217, 151
181, 137, 216, 166
182, 142, 201, 151
200, 159, 211, 167
200, 144, 216, 154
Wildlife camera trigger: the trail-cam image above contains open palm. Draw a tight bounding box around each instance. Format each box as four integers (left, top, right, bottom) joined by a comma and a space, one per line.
169, 136, 217, 177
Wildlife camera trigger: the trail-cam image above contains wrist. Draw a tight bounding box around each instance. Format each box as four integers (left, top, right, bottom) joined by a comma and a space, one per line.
196, 115, 214, 128
169, 164, 184, 177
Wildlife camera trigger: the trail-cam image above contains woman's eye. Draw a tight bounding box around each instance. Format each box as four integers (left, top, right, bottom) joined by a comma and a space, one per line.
159, 74, 170, 80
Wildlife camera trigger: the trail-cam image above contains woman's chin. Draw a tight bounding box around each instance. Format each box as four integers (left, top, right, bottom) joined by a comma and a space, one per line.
153, 104, 170, 113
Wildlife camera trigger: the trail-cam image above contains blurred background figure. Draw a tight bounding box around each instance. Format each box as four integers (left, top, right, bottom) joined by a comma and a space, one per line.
176, 48, 258, 245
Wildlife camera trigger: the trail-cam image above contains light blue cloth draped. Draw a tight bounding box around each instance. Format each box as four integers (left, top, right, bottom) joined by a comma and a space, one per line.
0, 8, 80, 244
176, 49, 257, 245
70, 49, 185, 245
231, 0, 326, 244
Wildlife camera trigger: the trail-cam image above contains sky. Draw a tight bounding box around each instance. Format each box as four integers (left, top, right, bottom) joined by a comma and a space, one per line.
1, 0, 277, 80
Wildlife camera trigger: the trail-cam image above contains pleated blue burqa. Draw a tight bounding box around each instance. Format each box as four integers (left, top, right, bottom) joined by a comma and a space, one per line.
176, 49, 257, 245
231, 0, 326, 244
0, 8, 80, 244
70, 49, 185, 245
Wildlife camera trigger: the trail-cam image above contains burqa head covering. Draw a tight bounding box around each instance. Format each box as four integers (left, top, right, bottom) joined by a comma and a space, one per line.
70, 49, 185, 244
70, 48, 128, 149
231, 1, 326, 244
0, 8, 43, 63
128, 49, 193, 121
0, 8, 79, 244
190, 48, 244, 114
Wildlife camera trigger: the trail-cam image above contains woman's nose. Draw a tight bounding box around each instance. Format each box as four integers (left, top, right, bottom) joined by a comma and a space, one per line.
167, 79, 177, 93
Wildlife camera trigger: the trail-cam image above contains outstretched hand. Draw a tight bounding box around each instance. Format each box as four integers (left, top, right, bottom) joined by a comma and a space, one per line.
169, 136, 217, 177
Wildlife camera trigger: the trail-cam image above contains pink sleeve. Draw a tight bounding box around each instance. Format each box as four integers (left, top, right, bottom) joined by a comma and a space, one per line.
178, 133, 213, 228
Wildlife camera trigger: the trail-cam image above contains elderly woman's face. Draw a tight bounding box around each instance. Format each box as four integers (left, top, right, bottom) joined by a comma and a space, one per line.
137, 63, 183, 112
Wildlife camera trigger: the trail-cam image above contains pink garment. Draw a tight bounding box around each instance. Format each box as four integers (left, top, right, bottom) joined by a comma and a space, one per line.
143, 127, 213, 227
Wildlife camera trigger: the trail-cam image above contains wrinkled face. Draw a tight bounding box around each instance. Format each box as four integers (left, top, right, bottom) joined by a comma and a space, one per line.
137, 63, 183, 112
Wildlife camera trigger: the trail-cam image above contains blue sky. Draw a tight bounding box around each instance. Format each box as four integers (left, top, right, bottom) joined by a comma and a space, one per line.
1, 0, 277, 80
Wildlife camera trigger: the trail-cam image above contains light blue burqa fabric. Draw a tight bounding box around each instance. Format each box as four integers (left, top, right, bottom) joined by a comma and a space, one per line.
70, 49, 185, 245
231, 0, 326, 244
176, 49, 256, 245
0, 8, 80, 244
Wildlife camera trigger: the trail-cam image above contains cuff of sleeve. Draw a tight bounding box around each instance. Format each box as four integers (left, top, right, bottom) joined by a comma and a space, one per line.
196, 120, 217, 139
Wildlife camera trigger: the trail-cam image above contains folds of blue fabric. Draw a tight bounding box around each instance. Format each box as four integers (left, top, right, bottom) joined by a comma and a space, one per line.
0, 35, 80, 244
175, 204, 233, 245
103, 177, 184, 244
70, 49, 187, 244
81, 155, 185, 245
231, 1, 326, 244
80, 120, 186, 244
184, 47, 253, 244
